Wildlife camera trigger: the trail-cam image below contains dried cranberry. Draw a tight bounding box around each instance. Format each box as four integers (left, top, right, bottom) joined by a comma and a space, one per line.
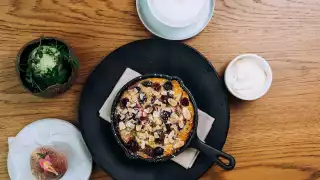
160, 95, 169, 104
156, 131, 165, 144
140, 116, 147, 121
144, 145, 154, 157
151, 96, 156, 104
180, 97, 189, 106
152, 83, 161, 91
160, 111, 171, 121
153, 147, 164, 156
120, 98, 129, 108
163, 81, 173, 91
141, 80, 153, 87
126, 140, 139, 152
138, 93, 147, 104
165, 124, 171, 133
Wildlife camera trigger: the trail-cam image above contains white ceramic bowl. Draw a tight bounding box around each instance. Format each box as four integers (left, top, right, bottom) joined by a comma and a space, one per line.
146, 0, 207, 28
224, 54, 273, 101
136, 0, 215, 40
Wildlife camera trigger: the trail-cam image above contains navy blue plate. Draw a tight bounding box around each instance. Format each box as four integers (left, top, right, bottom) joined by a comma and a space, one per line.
79, 39, 230, 180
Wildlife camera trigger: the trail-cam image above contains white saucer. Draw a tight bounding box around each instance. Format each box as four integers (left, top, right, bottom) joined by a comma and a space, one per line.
7, 118, 92, 180
136, 0, 215, 40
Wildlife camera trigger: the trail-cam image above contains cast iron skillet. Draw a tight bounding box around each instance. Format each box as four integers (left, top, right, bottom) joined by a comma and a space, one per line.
110, 74, 236, 170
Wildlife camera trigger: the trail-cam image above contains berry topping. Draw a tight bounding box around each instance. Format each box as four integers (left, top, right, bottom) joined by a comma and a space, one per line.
160, 111, 171, 121
126, 140, 139, 152
120, 98, 129, 108
152, 83, 161, 91
153, 147, 164, 156
163, 81, 173, 91
141, 80, 152, 87
180, 97, 189, 106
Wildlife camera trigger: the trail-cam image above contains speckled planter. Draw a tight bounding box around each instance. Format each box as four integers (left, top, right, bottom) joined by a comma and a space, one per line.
16, 37, 78, 98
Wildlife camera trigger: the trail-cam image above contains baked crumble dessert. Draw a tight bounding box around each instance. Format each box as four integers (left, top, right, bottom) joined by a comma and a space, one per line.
114, 78, 195, 158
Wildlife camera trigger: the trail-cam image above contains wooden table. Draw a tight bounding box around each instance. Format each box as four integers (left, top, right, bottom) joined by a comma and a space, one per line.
0, 0, 320, 179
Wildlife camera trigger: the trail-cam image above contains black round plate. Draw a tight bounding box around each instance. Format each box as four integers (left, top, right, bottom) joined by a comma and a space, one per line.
78, 39, 230, 180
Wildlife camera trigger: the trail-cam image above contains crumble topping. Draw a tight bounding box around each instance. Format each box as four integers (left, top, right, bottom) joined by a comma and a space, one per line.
115, 78, 194, 158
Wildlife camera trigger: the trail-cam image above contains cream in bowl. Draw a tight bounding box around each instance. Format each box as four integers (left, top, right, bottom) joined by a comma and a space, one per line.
147, 0, 208, 28
224, 54, 272, 100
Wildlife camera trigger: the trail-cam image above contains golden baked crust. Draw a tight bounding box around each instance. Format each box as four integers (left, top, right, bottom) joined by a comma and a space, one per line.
115, 78, 194, 158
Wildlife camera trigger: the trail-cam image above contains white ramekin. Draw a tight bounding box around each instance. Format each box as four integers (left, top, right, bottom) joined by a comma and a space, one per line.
224, 54, 273, 101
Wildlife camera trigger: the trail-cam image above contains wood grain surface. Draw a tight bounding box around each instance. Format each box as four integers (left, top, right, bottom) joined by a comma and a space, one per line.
0, 0, 320, 179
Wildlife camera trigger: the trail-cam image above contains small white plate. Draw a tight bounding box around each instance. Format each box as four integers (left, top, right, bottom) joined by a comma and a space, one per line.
136, 0, 215, 40
7, 118, 92, 180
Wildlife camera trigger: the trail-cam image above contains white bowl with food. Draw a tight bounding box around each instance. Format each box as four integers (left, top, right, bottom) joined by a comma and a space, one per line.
224, 54, 273, 101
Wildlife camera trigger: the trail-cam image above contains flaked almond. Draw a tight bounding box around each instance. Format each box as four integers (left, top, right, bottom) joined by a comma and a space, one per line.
154, 132, 159, 138
152, 91, 160, 97
155, 118, 162, 125
164, 138, 169, 145
120, 131, 133, 143
128, 88, 138, 95
155, 125, 162, 130
120, 114, 125, 120
171, 113, 179, 120
161, 103, 166, 108
119, 122, 126, 130
153, 111, 160, 118
149, 135, 155, 142
178, 121, 184, 129
141, 140, 146, 149
171, 124, 178, 131
161, 91, 168, 95
154, 99, 162, 106
168, 98, 178, 106
169, 117, 179, 124
148, 115, 154, 121
145, 124, 153, 132
128, 108, 137, 114
182, 107, 191, 120
136, 110, 142, 118
129, 102, 137, 108
144, 106, 153, 114
137, 132, 147, 140
164, 107, 172, 112
163, 126, 167, 132
136, 125, 142, 131
169, 137, 175, 144
122, 109, 128, 114
174, 140, 185, 148
168, 130, 175, 139
179, 115, 184, 121
126, 120, 135, 129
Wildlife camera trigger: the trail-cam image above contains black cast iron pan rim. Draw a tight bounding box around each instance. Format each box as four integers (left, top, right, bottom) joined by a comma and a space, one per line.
78, 38, 230, 179
110, 74, 199, 162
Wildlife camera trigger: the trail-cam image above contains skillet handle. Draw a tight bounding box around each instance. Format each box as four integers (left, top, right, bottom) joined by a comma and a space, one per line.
191, 138, 236, 170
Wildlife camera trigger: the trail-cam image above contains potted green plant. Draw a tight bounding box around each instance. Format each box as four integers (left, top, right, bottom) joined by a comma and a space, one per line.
16, 37, 79, 98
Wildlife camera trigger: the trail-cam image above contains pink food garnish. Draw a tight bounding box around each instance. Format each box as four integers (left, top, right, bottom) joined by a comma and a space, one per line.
39, 155, 58, 175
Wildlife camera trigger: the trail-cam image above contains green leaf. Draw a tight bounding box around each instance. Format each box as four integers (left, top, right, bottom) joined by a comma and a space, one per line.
37, 153, 45, 159
38, 51, 43, 58
71, 58, 79, 68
